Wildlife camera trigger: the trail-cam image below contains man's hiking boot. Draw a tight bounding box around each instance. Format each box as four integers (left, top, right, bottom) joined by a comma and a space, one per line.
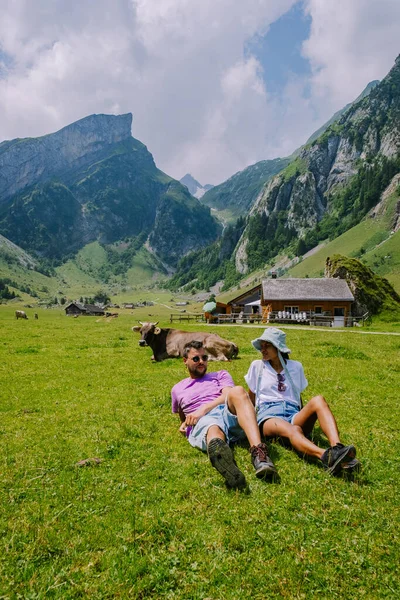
207, 438, 247, 489
321, 443, 356, 475
250, 443, 277, 479
342, 457, 361, 474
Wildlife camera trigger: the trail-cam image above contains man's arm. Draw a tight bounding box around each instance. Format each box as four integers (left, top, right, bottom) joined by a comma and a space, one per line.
183, 386, 232, 427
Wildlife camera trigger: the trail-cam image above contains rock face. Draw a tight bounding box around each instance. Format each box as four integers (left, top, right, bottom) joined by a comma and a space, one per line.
325, 254, 400, 316
0, 114, 221, 266
200, 82, 380, 224
305, 80, 380, 146
235, 56, 400, 273
0, 114, 133, 202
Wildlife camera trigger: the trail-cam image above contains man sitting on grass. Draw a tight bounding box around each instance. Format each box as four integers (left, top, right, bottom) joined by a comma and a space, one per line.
171, 340, 276, 489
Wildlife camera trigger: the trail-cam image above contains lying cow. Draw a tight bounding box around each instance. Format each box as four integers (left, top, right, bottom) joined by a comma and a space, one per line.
15, 310, 28, 320
132, 321, 239, 362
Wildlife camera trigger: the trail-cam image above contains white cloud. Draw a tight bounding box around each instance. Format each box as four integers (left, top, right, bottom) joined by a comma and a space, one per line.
0, 0, 296, 183
0, 0, 399, 185
303, 0, 400, 109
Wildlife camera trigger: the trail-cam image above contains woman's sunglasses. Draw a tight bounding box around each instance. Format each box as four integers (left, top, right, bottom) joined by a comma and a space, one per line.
277, 373, 286, 392
191, 355, 208, 363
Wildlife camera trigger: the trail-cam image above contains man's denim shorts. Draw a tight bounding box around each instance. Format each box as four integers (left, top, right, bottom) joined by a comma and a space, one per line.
188, 403, 246, 452
256, 401, 300, 427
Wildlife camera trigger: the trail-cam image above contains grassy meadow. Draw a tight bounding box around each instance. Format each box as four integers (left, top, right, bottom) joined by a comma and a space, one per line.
287, 190, 400, 293
1, 306, 399, 599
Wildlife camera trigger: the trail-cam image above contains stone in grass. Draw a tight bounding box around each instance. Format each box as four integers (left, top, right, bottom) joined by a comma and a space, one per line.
75, 457, 102, 467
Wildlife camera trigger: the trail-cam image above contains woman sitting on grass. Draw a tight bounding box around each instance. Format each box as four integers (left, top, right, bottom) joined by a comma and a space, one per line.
244, 328, 360, 476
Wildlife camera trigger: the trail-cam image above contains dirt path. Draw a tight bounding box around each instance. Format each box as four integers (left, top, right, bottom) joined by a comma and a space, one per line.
209, 324, 400, 336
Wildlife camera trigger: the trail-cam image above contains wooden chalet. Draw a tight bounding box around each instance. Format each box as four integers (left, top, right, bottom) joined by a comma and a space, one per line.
65, 302, 105, 317
218, 278, 355, 326
261, 278, 354, 326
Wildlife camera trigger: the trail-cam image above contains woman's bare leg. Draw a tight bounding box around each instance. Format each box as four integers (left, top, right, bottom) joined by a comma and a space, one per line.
262, 418, 324, 459
293, 395, 340, 447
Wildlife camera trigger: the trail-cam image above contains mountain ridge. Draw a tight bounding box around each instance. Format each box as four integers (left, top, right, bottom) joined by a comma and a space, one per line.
0, 114, 221, 268
234, 55, 400, 274
199, 80, 380, 222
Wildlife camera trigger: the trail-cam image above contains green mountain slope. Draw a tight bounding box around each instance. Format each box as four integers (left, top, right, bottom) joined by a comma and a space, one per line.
0, 232, 168, 301
200, 157, 291, 221
200, 80, 379, 224
234, 55, 400, 274
0, 114, 221, 268
170, 56, 400, 294
304, 80, 380, 146
287, 181, 400, 292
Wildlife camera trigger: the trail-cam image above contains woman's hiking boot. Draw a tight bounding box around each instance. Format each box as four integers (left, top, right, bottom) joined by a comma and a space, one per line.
207, 438, 247, 490
250, 443, 277, 479
321, 443, 356, 475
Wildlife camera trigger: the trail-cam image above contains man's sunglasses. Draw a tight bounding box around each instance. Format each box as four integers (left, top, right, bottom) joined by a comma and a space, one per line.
191, 355, 208, 363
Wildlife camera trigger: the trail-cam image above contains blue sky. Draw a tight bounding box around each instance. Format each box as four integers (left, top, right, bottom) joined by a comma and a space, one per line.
0, 0, 399, 184
247, 1, 312, 97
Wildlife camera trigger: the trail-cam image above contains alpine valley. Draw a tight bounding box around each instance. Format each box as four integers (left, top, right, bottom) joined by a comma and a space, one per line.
1, 56, 400, 303
170, 55, 400, 295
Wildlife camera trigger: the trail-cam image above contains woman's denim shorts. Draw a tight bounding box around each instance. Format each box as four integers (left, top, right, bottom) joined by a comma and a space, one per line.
256, 401, 300, 427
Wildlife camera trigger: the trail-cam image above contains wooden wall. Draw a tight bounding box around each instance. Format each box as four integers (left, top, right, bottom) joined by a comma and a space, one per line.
262, 300, 352, 316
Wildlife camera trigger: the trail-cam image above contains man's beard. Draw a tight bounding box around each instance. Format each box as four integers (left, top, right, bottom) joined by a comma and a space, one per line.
187, 364, 207, 378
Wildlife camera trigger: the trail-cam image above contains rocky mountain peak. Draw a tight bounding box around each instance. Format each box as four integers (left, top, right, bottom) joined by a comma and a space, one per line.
0, 113, 133, 202
179, 173, 214, 199
52, 112, 133, 146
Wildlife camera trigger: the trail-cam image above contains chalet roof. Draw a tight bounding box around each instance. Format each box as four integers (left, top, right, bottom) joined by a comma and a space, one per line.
85, 304, 105, 313
261, 278, 354, 301
65, 302, 86, 311
226, 284, 261, 305
65, 302, 104, 313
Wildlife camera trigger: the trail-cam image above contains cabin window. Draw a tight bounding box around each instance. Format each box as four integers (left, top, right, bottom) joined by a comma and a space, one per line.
334, 307, 345, 317
314, 306, 323, 314
284, 306, 299, 314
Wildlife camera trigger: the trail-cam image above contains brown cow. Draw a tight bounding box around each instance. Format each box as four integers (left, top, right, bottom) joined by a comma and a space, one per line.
132, 321, 239, 362
15, 310, 28, 320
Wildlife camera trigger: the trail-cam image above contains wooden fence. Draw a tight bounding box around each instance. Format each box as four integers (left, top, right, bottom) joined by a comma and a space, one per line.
170, 314, 205, 323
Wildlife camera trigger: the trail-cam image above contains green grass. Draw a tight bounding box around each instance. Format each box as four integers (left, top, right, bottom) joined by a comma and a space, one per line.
287, 191, 400, 293
362, 230, 400, 291
281, 157, 308, 182
0, 239, 169, 305
288, 219, 385, 278
1, 308, 399, 598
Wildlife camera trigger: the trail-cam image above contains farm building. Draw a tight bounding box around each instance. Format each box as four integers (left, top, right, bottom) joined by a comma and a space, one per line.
222, 278, 355, 326
261, 278, 354, 326
226, 285, 262, 315
65, 303, 105, 317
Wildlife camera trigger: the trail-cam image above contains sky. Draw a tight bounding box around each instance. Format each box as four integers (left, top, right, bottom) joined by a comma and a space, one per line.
0, 0, 399, 185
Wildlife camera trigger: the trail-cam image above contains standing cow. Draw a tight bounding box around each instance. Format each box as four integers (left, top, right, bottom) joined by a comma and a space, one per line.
132, 321, 239, 362
15, 310, 28, 320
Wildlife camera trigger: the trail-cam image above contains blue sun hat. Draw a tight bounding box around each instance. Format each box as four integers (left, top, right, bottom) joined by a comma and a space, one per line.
251, 327, 291, 353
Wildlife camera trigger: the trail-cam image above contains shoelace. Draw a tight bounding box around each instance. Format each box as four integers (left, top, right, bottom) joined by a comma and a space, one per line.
251, 445, 268, 461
